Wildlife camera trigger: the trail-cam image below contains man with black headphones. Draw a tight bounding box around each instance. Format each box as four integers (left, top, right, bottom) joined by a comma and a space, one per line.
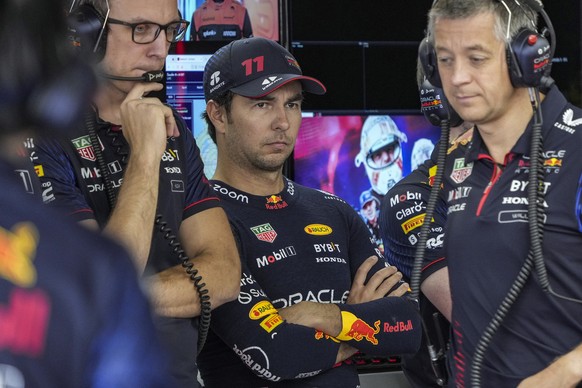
379, 66, 473, 387
423, 0, 582, 386
0, 0, 174, 386
31, 0, 241, 386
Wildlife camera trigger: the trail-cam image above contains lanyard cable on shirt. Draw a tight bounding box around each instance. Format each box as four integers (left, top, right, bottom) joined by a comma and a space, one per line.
84, 110, 212, 354
471, 86, 582, 386
409, 117, 450, 387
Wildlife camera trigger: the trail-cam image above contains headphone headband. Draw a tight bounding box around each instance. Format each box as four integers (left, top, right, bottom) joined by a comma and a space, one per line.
419, 0, 554, 89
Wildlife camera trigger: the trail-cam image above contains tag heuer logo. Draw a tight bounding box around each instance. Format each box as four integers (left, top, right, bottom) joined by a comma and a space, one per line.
71, 135, 99, 162
250, 223, 277, 243
450, 158, 473, 184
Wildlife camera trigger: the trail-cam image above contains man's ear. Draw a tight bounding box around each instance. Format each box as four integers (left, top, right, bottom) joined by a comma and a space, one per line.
206, 100, 227, 135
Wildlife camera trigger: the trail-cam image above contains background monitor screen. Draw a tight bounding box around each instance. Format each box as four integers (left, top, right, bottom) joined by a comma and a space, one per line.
292, 113, 441, 212
165, 41, 219, 177
178, 0, 280, 42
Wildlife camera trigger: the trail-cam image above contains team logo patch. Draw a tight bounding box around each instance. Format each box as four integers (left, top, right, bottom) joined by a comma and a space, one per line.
544, 157, 562, 167
71, 135, 102, 162
265, 195, 288, 210
450, 158, 473, 184
250, 223, 278, 243
0, 223, 39, 287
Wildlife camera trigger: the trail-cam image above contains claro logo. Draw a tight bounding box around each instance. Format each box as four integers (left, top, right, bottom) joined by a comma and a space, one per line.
304, 224, 332, 236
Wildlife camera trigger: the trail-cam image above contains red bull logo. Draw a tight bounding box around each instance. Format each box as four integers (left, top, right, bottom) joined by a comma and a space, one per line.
384, 320, 414, 333
0, 223, 38, 287
344, 319, 381, 344
0, 288, 50, 356
336, 311, 380, 345
544, 157, 562, 167
421, 98, 442, 109
265, 195, 288, 210
266, 195, 282, 204
314, 330, 340, 343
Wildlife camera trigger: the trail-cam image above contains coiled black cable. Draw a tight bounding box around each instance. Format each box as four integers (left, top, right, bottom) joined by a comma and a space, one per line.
155, 215, 212, 354
407, 118, 450, 386
86, 111, 118, 207
86, 112, 212, 353
470, 91, 545, 387
409, 118, 450, 301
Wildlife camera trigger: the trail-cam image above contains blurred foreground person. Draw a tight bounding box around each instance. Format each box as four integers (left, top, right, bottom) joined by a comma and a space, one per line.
0, 0, 173, 386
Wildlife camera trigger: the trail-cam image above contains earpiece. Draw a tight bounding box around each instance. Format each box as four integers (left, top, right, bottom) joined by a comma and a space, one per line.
418, 37, 442, 89
419, 0, 554, 89
67, 3, 108, 63
419, 78, 462, 127
506, 26, 551, 87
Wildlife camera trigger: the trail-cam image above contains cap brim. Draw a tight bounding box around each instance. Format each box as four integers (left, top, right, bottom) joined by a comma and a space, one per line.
231, 74, 326, 98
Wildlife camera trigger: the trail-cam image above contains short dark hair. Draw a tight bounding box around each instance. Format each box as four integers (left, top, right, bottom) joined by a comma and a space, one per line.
201, 91, 234, 144
428, 0, 538, 45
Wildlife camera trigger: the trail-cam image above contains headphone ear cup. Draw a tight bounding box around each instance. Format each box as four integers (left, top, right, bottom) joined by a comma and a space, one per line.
67, 4, 107, 62
419, 78, 463, 127
506, 28, 551, 87
418, 38, 442, 88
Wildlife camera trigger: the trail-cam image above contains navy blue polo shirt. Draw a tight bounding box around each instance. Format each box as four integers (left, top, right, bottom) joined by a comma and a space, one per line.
442, 86, 582, 386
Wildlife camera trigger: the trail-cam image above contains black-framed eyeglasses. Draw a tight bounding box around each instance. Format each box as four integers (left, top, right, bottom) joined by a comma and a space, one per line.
107, 18, 190, 44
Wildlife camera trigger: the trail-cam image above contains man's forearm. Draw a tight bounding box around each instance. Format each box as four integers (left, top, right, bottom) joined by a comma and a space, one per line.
145, 264, 202, 317
278, 301, 342, 336
103, 157, 160, 273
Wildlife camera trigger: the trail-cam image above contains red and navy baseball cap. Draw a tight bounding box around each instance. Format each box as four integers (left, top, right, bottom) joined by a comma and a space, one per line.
203, 37, 326, 102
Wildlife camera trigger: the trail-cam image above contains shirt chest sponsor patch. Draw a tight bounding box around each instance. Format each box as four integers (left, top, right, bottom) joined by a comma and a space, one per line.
450, 158, 473, 184
250, 223, 277, 243
71, 135, 102, 162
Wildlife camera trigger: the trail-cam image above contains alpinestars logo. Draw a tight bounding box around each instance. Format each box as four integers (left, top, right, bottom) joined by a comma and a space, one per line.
555, 109, 582, 134
209, 71, 226, 94
210, 71, 220, 86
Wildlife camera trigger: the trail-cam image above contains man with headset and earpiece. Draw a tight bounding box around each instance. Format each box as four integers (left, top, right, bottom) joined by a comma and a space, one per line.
0, 0, 176, 386
423, 0, 582, 386
31, 0, 241, 386
379, 59, 473, 388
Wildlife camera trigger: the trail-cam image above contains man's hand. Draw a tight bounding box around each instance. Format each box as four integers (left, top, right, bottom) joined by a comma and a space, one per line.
347, 256, 409, 304
120, 83, 179, 163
